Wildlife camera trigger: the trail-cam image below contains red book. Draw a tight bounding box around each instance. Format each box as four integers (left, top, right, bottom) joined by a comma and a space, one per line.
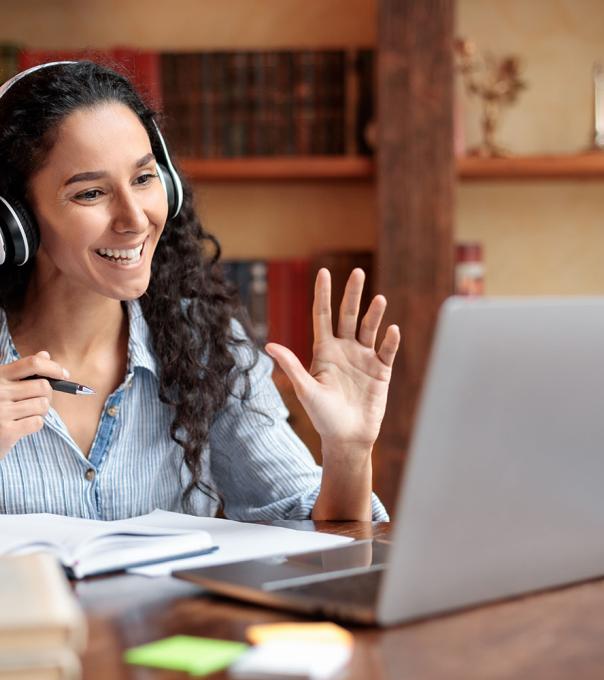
267, 259, 312, 368
112, 48, 162, 109
18, 48, 161, 109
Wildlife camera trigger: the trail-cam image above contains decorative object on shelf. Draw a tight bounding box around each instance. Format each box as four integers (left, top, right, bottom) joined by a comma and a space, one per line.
592, 62, 604, 150
454, 242, 484, 296
455, 38, 526, 158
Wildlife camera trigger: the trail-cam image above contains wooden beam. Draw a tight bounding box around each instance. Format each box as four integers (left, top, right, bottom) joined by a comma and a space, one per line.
375, 0, 455, 513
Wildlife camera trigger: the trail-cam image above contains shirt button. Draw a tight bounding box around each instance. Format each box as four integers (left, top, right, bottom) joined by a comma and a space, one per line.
84, 468, 96, 481
106, 406, 119, 417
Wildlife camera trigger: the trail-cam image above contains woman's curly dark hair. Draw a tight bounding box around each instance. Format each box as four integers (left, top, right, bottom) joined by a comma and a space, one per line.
0, 60, 257, 507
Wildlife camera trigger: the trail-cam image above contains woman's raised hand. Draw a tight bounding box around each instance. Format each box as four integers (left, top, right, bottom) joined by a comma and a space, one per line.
0, 351, 68, 458
265, 268, 400, 455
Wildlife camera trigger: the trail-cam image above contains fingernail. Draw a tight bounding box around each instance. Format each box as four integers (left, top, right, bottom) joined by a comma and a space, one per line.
63, 368, 70, 378
38, 350, 50, 358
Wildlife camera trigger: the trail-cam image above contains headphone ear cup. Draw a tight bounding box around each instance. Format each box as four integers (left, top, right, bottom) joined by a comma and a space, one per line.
157, 164, 176, 220
0, 195, 39, 267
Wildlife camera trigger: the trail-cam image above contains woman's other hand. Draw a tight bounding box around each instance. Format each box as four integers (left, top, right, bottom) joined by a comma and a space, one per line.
0, 351, 68, 458
265, 268, 400, 519
266, 268, 400, 451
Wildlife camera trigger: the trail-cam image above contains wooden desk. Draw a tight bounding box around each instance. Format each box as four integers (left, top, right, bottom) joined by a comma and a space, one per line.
75, 520, 604, 680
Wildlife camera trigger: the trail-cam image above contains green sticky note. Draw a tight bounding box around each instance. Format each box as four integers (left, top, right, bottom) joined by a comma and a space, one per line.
124, 635, 248, 676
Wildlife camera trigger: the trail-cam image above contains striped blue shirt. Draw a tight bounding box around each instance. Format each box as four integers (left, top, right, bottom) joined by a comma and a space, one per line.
0, 300, 388, 521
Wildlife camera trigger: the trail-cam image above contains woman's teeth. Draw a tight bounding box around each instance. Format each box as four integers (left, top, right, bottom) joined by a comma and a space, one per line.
96, 243, 143, 263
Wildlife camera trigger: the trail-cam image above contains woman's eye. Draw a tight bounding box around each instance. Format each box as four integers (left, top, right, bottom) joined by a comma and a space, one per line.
134, 173, 158, 186
75, 189, 103, 202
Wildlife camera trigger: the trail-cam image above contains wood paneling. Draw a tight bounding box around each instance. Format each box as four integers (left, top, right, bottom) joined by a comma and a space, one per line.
375, 0, 455, 513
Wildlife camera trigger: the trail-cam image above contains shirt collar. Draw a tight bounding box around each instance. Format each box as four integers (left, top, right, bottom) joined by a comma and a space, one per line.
0, 307, 17, 365
125, 298, 159, 379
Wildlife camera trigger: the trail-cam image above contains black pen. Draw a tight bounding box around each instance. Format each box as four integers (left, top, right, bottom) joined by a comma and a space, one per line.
22, 375, 95, 396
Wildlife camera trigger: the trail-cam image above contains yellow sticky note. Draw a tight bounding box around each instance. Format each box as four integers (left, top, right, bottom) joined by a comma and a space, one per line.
246, 622, 353, 647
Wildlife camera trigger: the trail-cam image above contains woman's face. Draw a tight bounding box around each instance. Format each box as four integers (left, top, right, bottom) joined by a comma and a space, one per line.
28, 102, 169, 300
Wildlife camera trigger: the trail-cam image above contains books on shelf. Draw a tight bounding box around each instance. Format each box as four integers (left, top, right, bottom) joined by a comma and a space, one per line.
223, 257, 311, 365
0, 552, 86, 679
18, 47, 162, 108
1, 45, 375, 163
0, 512, 215, 579
160, 49, 374, 159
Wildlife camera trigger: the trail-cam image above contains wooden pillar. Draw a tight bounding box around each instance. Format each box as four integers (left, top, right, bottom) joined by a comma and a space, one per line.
375, 0, 455, 513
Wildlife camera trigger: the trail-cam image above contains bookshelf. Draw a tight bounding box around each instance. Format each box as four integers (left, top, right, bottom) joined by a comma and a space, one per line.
179, 155, 373, 181
180, 152, 604, 182
458, 152, 604, 181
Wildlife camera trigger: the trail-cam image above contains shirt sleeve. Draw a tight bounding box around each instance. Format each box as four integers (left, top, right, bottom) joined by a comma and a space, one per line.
208, 329, 389, 522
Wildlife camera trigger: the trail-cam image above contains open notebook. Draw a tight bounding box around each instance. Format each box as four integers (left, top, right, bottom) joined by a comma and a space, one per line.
0, 512, 216, 579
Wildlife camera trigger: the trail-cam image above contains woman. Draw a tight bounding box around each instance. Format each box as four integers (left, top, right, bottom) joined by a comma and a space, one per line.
0, 61, 399, 521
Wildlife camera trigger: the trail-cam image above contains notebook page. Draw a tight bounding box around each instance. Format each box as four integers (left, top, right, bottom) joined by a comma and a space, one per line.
0, 512, 205, 558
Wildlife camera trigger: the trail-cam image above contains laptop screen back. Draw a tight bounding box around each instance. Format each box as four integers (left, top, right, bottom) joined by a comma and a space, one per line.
378, 297, 604, 625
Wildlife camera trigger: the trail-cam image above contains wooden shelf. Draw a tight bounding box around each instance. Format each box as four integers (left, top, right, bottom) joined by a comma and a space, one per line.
178, 156, 374, 181
457, 152, 604, 180
179, 152, 604, 182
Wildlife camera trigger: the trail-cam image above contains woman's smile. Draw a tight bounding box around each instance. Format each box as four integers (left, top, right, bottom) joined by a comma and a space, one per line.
93, 236, 148, 268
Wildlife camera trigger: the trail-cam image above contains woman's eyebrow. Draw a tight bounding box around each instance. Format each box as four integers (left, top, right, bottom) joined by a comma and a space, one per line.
63, 153, 156, 186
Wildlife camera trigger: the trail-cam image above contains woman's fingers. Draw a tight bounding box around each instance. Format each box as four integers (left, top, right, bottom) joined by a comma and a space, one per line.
312, 268, 333, 343
13, 415, 45, 435
265, 342, 314, 402
377, 325, 401, 367
358, 295, 387, 349
5, 396, 51, 421
337, 269, 365, 340
2, 416, 44, 449
1, 378, 53, 402
0, 351, 69, 382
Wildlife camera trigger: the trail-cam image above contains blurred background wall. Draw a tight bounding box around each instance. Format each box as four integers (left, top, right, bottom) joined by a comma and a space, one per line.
457, 0, 604, 295
1, 0, 603, 293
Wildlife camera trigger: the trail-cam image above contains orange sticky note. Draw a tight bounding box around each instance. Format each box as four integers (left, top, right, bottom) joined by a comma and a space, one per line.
246, 622, 353, 647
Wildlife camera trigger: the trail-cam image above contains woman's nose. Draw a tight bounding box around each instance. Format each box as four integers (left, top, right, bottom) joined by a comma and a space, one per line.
112, 189, 148, 233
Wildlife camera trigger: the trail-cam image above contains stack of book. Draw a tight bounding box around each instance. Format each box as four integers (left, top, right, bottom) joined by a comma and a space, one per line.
17, 47, 162, 109
160, 49, 374, 158
0, 45, 375, 161
0, 553, 87, 680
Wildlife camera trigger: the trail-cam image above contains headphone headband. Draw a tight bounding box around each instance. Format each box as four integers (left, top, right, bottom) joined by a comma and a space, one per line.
0, 61, 77, 99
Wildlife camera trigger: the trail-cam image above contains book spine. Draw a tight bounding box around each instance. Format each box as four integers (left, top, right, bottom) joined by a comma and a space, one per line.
199, 52, 216, 158
330, 50, 347, 155
267, 260, 290, 350
213, 52, 228, 158
355, 49, 375, 156
0, 43, 20, 85
271, 51, 294, 156
225, 51, 248, 157
289, 258, 312, 366
248, 261, 268, 342
313, 51, 329, 155
112, 47, 162, 110
251, 51, 267, 155
267, 52, 280, 155
293, 51, 316, 155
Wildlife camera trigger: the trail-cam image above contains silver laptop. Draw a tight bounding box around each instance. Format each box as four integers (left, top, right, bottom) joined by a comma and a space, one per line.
176, 297, 604, 626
